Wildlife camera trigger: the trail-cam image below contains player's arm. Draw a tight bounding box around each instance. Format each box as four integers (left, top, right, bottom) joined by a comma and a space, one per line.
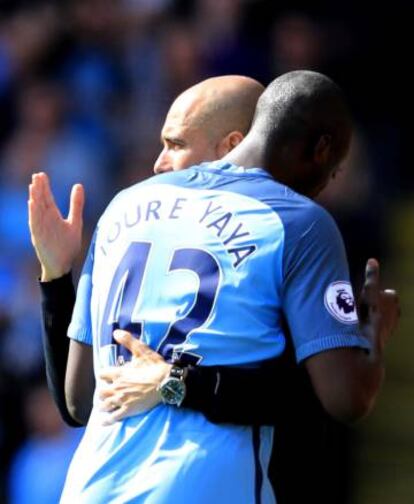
182, 268, 398, 426
98, 268, 397, 427
304, 260, 398, 423
64, 236, 97, 425
98, 329, 320, 426
40, 273, 83, 426
66, 340, 94, 425
282, 206, 399, 424
28, 172, 86, 425
183, 350, 319, 425
97, 213, 398, 427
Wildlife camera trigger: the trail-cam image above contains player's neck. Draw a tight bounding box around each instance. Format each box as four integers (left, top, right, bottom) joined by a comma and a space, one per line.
222, 134, 267, 170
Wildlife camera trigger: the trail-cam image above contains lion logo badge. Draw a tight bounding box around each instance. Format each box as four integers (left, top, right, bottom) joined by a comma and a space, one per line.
324, 281, 358, 324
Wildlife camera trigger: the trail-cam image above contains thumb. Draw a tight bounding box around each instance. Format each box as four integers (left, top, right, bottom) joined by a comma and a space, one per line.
358, 258, 380, 323
379, 289, 401, 335
362, 258, 380, 303
68, 184, 85, 226
113, 329, 144, 357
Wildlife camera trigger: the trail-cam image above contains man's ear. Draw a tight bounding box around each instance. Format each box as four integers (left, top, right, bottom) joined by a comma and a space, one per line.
314, 134, 332, 165
216, 131, 244, 158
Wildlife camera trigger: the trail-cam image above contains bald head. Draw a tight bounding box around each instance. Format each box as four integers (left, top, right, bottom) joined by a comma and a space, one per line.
174, 75, 264, 137
226, 70, 353, 197
154, 75, 264, 173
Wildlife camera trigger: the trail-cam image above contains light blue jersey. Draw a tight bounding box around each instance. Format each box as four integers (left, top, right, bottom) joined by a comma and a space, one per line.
62, 161, 370, 503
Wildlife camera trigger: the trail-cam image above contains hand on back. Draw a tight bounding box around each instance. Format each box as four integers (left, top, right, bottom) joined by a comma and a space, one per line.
98, 330, 172, 425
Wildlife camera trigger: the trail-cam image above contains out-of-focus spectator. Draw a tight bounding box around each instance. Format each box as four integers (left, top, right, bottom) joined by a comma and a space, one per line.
0, 4, 60, 144
122, 18, 205, 172
7, 382, 83, 504
0, 80, 112, 242
0, 259, 44, 378
318, 128, 386, 288
195, 0, 267, 79
61, 0, 126, 127
0, 1, 410, 502
0, 4, 60, 87
270, 13, 326, 73
0, 77, 114, 383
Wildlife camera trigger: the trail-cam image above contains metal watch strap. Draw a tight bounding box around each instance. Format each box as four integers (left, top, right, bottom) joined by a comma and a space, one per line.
170, 365, 186, 380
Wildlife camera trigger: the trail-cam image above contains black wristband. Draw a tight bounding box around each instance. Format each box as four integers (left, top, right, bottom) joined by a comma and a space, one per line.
40, 272, 76, 309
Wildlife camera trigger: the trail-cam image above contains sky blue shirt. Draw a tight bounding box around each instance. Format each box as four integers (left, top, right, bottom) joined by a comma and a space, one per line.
62, 161, 370, 503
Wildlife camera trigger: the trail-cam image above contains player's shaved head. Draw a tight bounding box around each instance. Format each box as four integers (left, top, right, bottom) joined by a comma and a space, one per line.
171, 75, 265, 138
252, 70, 352, 164
225, 70, 353, 197
154, 75, 264, 174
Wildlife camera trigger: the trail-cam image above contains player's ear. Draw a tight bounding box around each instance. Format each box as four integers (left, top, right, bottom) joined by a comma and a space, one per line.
216, 131, 244, 158
314, 134, 332, 166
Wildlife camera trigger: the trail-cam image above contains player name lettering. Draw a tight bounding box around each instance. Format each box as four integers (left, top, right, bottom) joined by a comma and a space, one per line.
101, 197, 257, 267
199, 201, 256, 267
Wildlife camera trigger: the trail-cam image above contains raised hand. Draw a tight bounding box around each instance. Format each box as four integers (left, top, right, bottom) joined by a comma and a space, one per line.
358, 258, 400, 353
98, 330, 172, 425
28, 172, 84, 281
378, 288, 400, 349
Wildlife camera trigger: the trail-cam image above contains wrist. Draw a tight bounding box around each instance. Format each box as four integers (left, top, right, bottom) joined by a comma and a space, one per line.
41, 265, 72, 282
160, 363, 173, 382
157, 363, 187, 407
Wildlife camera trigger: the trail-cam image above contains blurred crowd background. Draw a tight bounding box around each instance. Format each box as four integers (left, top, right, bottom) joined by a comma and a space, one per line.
0, 1, 411, 503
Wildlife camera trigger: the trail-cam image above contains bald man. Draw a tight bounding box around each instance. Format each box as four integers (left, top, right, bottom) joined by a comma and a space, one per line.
29, 75, 265, 424
30, 76, 263, 284
153, 76, 262, 174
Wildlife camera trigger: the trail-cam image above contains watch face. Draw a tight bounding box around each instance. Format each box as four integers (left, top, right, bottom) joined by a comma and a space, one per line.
160, 377, 186, 405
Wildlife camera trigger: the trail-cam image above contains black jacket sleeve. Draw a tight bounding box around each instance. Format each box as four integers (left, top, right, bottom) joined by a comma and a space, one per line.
182, 348, 320, 426
40, 272, 83, 427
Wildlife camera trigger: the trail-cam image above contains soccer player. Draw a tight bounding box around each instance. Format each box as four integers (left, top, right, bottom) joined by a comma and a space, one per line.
53, 70, 396, 503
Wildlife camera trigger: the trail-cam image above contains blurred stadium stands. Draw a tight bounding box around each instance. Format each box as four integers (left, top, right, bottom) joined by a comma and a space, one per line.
0, 1, 411, 502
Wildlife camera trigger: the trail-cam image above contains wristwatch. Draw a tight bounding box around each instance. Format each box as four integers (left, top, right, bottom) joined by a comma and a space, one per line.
158, 364, 187, 407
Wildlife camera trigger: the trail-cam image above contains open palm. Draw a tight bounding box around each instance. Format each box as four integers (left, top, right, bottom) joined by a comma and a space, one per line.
28, 172, 84, 281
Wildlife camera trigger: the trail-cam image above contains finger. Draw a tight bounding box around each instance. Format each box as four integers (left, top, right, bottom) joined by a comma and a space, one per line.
383, 289, 398, 300
358, 259, 381, 323
28, 199, 37, 235
41, 172, 61, 215
380, 290, 401, 326
98, 387, 116, 400
28, 182, 34, 201
365, 258, 380, 287
37, 173, 50, 207
102, 405, 129, 426
380, 290, 400, 311
28, 189, 46, 235
100, 397, 120, 413
29, 175, 45, 208
68, 183, 85, 225
99, 367, 121, 383
361, 258, 380, 305
113, 329, 150, 357
32, 172, 46, 187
